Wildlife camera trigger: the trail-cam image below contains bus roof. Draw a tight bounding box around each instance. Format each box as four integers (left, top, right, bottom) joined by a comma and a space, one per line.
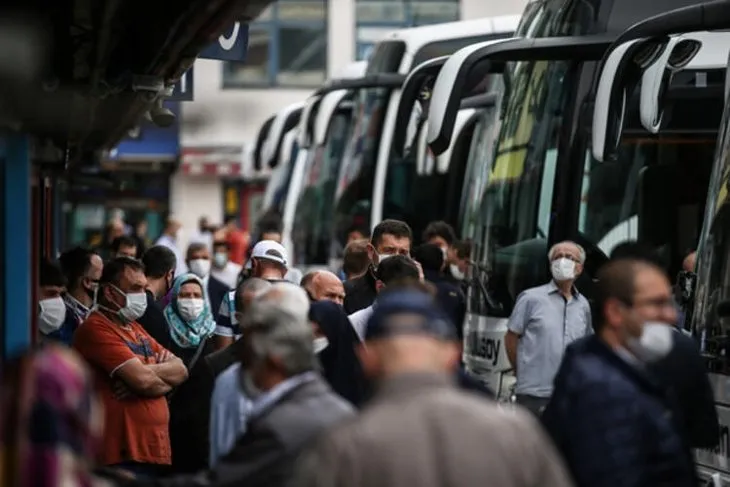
379, 16, 520, 61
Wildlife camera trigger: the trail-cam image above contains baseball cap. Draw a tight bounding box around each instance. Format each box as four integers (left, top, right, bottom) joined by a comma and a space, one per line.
248, 240, 288, 268
365, 289, 456, 341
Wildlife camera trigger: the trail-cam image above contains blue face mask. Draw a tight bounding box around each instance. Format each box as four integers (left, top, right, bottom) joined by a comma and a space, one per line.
213, 252, 228, 268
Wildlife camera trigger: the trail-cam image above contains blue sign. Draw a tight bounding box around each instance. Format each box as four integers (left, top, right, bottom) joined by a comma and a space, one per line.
200, 22, 251, 62
109, 102, 180, 160
170, 67, 194, 102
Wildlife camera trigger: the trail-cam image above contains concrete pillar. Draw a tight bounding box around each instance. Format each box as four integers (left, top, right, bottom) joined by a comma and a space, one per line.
328, 0, 356, 77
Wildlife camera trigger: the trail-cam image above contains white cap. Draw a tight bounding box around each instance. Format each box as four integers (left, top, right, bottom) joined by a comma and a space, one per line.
249, 240, 288, 268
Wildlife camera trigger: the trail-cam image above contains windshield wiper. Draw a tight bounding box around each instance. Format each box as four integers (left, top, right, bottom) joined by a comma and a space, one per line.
468, 260, 503, 313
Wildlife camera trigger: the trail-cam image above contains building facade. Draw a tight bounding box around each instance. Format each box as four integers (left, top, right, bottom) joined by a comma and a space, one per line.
174, 0, 528, 248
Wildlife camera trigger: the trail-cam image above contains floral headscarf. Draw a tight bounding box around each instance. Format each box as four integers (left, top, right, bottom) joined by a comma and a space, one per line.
163, 273, 216, 349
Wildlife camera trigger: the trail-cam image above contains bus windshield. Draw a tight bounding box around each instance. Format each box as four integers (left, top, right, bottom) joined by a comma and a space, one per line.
292, 107, 353, 266
470, 59, 568, 317
459, 103, 501, 240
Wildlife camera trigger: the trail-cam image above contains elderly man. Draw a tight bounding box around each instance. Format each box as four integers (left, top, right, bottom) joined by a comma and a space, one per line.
504, 240, 593, 416
140, 282, 354, 487
292, 288, 572, 487
301, 270, 346, 305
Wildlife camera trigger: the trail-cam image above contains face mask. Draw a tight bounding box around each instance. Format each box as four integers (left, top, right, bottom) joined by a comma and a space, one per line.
314, 337, 329, 354
189, 259, 211, 278
178, 298, 205, 322
213, 252, 228, 268
112, 286, 148, 323
377, 253, 393, 265
627, 321, 674, 362
38, 297, 67, 334
551, 257, 576, 282
240, 369, 263, 399
450, 263, 466, 281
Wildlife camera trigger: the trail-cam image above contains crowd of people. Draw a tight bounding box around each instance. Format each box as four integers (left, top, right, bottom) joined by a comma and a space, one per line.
4, 211, 721, 487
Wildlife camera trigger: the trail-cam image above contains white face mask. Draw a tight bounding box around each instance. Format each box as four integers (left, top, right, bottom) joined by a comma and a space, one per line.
377, 253, 393, 265
627, 321, 674, 362
178, 298, 205, 322
189, 259, 211, 278
450, 263, 465, 281
314, 337, 329, 354
38, 297, 67, 334
551, 257, 577, 282
119, 291, 148, 323
213, 252, 228, 268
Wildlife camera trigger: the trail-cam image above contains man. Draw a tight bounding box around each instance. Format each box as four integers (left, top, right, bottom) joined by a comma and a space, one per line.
342, 239, 370, 281
208, 281, 302, 467
542, 259, 696, 487
412, 243, 466, 339
422, 220, 456, 257
55, 247, 103, 344
73, 257, 188, 475
504, 240, 593, 416
211, 275, 273, 351
189, 216, 214, 251
143, 282, 354, 487
301, 270, 346, 305
348, 255, 420, 340
247, 240, 289, 282
345, 224, 370, 246
292, 289, 573, 487
676, 250, 697, 330
155, 218, 187, 276
37, 259, 68, 337
224, 217, 249, 266
608, 242, 719, 451
211, 240, 242, 289
450, 239, 472, 284
344, 219, 412, 314
111, 235, 138, 260
136, 245, 177, 349
186, 242, 229, 322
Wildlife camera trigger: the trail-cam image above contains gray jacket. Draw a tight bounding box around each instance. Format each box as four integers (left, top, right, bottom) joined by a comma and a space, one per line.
291, 372, 574, 487
140, 374, 354, 487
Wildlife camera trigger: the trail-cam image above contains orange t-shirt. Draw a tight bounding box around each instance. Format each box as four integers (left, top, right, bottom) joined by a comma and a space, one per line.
73, 311, 171, 466
227, 230, 249, 265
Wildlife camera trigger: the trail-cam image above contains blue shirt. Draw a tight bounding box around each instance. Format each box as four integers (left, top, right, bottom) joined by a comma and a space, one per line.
507, 281, 593, 397
208, 363, 318, 466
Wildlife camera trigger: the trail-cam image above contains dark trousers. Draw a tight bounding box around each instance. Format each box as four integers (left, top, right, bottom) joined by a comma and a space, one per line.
515, 394, 549, 417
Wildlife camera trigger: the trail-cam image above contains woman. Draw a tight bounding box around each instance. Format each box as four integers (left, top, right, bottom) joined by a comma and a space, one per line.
308, 301, 368, 407
0, 345, 120, 486
163, 274, 217, 473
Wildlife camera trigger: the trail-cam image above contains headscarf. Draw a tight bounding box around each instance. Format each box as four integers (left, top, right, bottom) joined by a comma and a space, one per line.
0, 345, 110, 487
308, 301, 368, 407
163, 273, 216, 349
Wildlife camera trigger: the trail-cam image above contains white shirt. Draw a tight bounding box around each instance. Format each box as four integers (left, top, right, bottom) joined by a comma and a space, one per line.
155, 234, 188, 276
212, 262, 242, 289
347, 305, 373, 341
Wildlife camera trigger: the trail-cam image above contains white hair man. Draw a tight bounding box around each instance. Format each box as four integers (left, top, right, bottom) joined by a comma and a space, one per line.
504, 240, 593, 416
202, 282, 353, 486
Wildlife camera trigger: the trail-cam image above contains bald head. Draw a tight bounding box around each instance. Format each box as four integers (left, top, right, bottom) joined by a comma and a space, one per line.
683, 251, 696, 273
302, 270, 345, 305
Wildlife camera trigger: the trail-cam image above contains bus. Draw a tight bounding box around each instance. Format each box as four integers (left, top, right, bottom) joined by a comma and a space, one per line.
329, 16, 520, 262
422, 0, 725, 396
259, 101, 305, 216
283, 61, 367, 264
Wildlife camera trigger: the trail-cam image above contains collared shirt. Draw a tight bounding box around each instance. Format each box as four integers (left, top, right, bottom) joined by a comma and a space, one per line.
214, 290, 239, 339
507, 280, 593, 398
208, 364, 318, 467
348, 305, 373, 341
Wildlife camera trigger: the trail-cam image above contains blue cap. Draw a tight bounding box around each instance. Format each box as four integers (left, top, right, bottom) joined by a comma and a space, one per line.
365, 289, 456, 341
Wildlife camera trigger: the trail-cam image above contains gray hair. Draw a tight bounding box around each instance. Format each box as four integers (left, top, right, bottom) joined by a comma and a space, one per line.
548, 241, 586, 264
234, 277, 272, 313
244, 283, 315, 376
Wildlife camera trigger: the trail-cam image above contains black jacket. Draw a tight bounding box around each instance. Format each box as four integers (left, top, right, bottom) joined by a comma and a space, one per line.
343, 269, 377, 315
207, 276, 230, 324
423, 269, 466, 339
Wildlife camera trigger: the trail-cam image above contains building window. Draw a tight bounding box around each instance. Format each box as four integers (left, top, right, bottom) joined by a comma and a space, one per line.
355, 0, 460, 60
223, 1, 327, 89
